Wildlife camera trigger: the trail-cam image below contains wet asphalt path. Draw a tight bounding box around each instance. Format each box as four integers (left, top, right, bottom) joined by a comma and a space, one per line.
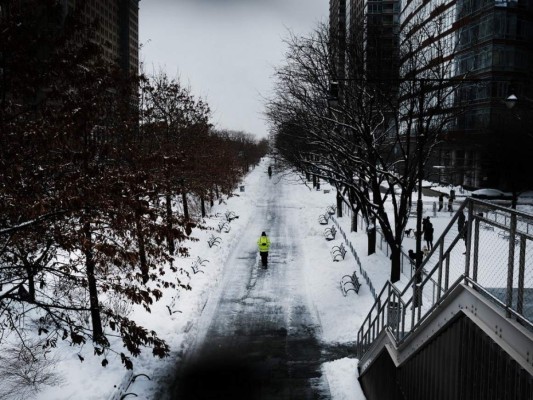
167, 174, 331, 399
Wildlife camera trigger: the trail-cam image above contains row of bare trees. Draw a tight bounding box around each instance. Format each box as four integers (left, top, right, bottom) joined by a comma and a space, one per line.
0, 0, 267, 385
266, 20, 459, 282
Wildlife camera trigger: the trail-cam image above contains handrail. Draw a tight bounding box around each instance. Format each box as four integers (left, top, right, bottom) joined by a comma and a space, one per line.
357, 198, 533, 359
465, 276, 533, 330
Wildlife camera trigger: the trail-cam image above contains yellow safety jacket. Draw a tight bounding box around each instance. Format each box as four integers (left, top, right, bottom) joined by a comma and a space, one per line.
257, 236, 271, 252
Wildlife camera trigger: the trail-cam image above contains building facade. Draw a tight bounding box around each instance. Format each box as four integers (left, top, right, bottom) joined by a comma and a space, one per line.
330, 0, 346, 82
339, 0, 400, 84
400, 0, 533, 189
443, 0, 533, 189
332, 0, 533, 190
62, 0, 139, 72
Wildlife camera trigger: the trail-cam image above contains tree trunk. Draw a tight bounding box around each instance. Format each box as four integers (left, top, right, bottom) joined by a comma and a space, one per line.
367, 187, 379, 255
390, 245, 401, 283
215, 185, 219, 200
367, 217, 376, 255
351, 208, 358, 232
336, 191, 343, 218
166, 192, 174, 255
182, 191, 189, 220
180, 179, 189, 220
201, 195, 206, 218
135, 197, 148, 284
19, 252, 36, 301
349, 188, 358, 232
84, 220, 104, 343
512, 189, 518, 209
25, 265, 36, 301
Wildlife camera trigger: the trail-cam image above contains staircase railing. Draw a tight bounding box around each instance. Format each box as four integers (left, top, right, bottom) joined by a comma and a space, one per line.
357, 198, 533, 357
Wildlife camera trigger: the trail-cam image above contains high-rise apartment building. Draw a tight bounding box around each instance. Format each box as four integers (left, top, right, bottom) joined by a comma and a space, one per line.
332, 0, 533, 190
347, 0, 399, 82
330, 0, 346, 82
400, 0, 533, 189
62, 0, 139, 72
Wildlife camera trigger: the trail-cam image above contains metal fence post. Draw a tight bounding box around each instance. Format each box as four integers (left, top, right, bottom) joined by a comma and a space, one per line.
465, 199, 474, 279
506, 213, 517, 318
517, 235, 526, 315
473, 218, 480, 282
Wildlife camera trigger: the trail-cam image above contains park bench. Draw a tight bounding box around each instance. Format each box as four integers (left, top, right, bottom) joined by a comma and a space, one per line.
326, 205, 336, 215
165, 293, 182, 315
318, 214, 330, 225
225, 211, 239, 222
107, 371, 151, 400
340, 271, 361, 296
207, 234, 222, 248
191, 257, 209, 274
323, 225, 337, 241
481, 222, 495, 231
331, 243, 347, 262
498, 230, 519, 245
217, 221, 231, 233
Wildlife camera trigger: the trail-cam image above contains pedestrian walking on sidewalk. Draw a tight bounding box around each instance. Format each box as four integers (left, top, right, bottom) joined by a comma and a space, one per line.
457, 210, 465, 233
423, 218, 434, 250
257, 232, 271, 268
447, 196, 453, 212
438, 194, 444, 212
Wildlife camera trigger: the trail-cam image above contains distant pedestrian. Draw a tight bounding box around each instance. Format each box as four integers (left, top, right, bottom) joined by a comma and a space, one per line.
457, 210, 465, 233
438, 194, 444, 212
268, 166, 272, 179
424, 218, 434, 249
460, 213, 469, 252
257, 232, 271, 268
447, 196, 453, 212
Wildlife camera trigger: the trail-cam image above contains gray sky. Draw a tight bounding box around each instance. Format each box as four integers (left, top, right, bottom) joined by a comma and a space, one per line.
139, 0, 328, 139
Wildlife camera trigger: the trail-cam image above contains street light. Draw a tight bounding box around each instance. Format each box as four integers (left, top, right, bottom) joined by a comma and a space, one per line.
505, 94, 518, 109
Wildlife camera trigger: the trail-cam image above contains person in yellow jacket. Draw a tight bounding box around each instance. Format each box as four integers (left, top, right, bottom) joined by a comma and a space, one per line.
257, 231, 271, 268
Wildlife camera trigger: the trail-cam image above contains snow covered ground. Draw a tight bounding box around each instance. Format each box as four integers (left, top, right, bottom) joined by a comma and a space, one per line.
34, 157, 508, 399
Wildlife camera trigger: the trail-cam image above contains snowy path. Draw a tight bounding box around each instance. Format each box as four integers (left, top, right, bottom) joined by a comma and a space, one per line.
165, 172, 331, 398
35, 161, 366, 399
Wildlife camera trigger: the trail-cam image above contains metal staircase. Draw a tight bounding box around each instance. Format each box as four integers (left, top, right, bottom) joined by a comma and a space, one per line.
357, 198, 533, 399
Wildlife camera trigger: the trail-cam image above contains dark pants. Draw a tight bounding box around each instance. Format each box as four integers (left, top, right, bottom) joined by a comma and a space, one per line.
260, 252, 268, 267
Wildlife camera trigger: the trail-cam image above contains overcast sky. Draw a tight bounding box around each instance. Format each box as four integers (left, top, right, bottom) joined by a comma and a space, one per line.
139, 0, 328, 139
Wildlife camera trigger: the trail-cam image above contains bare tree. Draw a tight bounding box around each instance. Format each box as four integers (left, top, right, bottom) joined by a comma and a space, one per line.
266, 18, 461, 282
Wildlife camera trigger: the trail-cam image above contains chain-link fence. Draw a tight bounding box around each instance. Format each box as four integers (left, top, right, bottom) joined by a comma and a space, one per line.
341, 199, 445, 279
